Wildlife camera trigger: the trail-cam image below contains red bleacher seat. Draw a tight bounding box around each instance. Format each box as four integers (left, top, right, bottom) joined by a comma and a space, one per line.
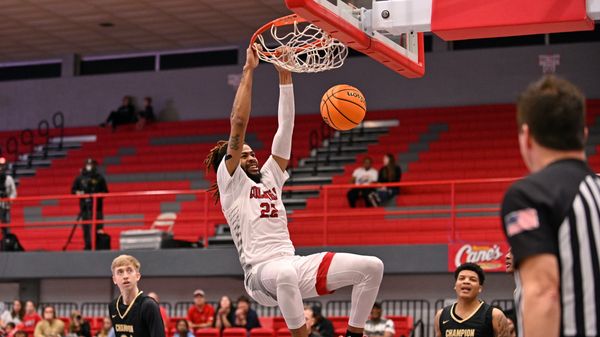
328, 316, 348, 330
222, 328, 248, 337
387, 316, 413, 337
276, 328, 292, 337
258, 317, 274, 330
250, 328, 275, 337
195, 328, 220, 337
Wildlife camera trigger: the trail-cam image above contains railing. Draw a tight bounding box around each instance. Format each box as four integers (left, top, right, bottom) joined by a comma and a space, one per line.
0, 177, 518, 251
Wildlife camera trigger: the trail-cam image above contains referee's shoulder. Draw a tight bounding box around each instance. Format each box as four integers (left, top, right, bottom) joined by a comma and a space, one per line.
502, 178, 534, 203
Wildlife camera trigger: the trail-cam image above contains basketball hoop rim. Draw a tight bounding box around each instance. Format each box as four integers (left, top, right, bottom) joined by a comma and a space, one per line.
250, 14, 308, 49
249, 13, 349, 73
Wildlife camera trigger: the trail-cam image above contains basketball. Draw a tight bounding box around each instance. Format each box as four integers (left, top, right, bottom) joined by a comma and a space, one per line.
320, 84, 366, 131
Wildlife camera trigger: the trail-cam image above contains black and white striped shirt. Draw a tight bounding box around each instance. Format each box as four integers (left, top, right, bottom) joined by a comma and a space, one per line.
502, 159, 600, 337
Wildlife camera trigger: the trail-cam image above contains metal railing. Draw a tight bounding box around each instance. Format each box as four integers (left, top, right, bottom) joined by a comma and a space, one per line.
0, 177, 518, 251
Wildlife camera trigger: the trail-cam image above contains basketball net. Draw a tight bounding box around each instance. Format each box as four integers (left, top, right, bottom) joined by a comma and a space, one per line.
252, 14, 348, 73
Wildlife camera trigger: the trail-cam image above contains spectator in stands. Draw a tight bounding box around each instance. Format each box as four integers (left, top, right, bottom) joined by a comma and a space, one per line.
68, 310, 90, 337
95, 318, 114, 337
2, 322, 16, 337
364, 302, 395, 337
147, 292, 169, 335
371, 154, 402, 206
101, 96, 137, 130
71, 158, 109, 250
173, 320, 194, 337
213, 296, 235, 331
21, 301, 41, 330
347, 157, 378, 208
34, 306, 64, 337
0, 157, 17, 240
1, 300, 24, 328
187, 289, 214, 331
433, 263, 508, 337
136, 97, 156, 130
503, 249, 518, 337
13, 330, 26, 337
303, 306, 333, 337
233, 296, 260, 331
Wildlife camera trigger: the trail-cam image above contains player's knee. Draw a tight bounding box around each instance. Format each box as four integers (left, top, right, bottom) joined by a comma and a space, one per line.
362, 256, 384, 279
276, 265, 298, 286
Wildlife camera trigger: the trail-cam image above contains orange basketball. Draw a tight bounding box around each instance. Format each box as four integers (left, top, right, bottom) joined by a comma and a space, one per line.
320, 84, 366, 131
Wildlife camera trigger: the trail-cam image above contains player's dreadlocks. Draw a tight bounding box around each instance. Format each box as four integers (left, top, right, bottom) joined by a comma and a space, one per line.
204, 140, 228, 202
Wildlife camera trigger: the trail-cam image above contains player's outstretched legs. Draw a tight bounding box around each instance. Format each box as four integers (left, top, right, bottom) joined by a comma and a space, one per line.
326, 253, 384, 333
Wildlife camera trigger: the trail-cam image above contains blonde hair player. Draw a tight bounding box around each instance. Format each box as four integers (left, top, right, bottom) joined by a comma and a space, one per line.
204, 44, 384, 337
109, 255, 165, 337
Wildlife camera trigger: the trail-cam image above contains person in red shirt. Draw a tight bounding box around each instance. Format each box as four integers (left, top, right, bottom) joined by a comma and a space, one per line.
186, 290, 214, 331
18, 301, 41, 330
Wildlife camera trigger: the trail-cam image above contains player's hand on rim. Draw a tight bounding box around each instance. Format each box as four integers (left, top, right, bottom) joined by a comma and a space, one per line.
244, 43, 260, 71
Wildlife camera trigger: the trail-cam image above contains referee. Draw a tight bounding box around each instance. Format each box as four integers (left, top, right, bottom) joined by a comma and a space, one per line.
501, 75, 599, 337
109, 255, 165, 337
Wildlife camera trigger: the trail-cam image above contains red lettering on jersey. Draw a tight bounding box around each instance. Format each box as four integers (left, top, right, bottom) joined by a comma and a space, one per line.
249, 186, 278, 201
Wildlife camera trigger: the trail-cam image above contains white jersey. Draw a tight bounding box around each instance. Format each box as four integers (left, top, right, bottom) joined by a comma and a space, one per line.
217, 156, 295, 274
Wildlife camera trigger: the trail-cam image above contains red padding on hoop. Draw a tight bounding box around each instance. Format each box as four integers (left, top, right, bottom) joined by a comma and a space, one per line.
286, 0, 425, 78
431, 0, 594, 41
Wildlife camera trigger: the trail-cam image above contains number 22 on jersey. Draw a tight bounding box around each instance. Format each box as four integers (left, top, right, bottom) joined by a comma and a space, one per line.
260, 203, 279, 218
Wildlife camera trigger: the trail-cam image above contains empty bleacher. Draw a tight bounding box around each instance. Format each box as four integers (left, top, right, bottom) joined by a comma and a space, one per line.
5, 101, 600, 250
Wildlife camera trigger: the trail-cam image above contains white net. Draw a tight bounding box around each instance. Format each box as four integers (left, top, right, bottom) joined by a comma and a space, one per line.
255, 19, 348, 73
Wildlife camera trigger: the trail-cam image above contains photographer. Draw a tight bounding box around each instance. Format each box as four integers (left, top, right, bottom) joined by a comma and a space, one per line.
71, 158, 108, 250
0, 157, 17, 237
68, 310, 90, 337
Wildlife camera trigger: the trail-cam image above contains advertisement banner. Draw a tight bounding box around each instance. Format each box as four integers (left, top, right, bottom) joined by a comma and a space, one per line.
448, 243, 510, 272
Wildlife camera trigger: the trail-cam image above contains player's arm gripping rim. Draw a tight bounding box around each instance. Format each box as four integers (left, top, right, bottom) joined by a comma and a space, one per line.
492, 308, 510, 337
225, 44, 260, 176
271, 56, 294, 172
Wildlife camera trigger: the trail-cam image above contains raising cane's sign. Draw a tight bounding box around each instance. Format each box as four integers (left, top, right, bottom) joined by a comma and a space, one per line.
448, 243, 510, 272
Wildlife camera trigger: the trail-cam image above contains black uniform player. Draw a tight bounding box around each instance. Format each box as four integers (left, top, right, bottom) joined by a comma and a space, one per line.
109, 255, 165, 337
502, 75, 600, 337
435, 263, 509, 337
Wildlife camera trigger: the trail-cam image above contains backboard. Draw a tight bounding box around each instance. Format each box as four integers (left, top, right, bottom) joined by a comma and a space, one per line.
285, 0, 597, 79
285, 0, 425, 78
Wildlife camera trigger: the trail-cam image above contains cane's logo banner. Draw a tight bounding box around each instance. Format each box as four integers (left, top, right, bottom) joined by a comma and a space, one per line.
448, 243, 509, 272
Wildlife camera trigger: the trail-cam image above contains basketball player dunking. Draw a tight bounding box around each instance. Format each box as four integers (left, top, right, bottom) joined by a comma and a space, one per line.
109, 255, 165, 337
204, 45, 384, 337
434, 263, 509, 337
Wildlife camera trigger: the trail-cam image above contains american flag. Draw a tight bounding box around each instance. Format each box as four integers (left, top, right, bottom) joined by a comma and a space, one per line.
505, 208, 540, 237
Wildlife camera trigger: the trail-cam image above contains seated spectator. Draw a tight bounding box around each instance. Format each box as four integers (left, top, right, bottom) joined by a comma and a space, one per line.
303, 306, 332, 337
1, 300, 23, 328
233, 296, 260, 331
364, 302, 395, 337
136, 97, 156, 130
3, 322, 17, 337
101, 96, 137, 130
34, 306, 64, 337
68, 310, 90, 337
371, 153, 402, 206
173, 320, 194, 337
213, 296, 235, 331
95, 318, 114, 337
20, 301, 41, 330
187, 289, 215, 331
347, 157, 378, 208
13, 330, 27, 337
147, 292, 169, 334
